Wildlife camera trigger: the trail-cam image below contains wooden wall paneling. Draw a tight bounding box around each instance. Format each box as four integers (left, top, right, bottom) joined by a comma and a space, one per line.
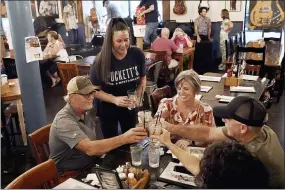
162, 0, 170, 21
76, 0, 84, 24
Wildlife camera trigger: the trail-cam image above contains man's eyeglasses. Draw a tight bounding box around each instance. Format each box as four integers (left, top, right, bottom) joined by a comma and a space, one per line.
75, 89, 100, 99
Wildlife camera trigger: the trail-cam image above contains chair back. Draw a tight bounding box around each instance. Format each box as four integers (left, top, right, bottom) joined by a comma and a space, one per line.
147, 50, 167, 63
5, 159, 59, 189
2, 58, 17, 79
150, 85, 173, 115
57, 63, 79, 92
229, 35, 237, 56
28, 124, 51, 164
147, 61, 163, 84
244, 64, 261, 76
237, 44, 266, 65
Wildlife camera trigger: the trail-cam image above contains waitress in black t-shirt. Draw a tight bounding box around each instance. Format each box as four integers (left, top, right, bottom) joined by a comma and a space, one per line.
90, 18, 146, 138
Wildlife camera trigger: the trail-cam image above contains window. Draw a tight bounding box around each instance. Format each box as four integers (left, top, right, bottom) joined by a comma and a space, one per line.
94, 0, 163, 23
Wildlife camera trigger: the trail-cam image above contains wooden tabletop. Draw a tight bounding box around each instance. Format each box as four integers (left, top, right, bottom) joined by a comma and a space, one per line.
1, 79, 21, 101
74, 56, 96, 67
201, 73, 269, 107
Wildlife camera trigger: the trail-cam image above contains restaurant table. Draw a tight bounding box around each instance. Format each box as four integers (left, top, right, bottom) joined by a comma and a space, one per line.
172, 47, 195, 72
68, 56, 96, 76
200, 73, 269, 107
1, 79, 27, 146
75, 143, 188, 189
73, 55, 158, 76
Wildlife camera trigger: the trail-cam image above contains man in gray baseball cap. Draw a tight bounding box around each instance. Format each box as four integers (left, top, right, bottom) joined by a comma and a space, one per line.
49, 76, 147, 173
153, 96, 284, 188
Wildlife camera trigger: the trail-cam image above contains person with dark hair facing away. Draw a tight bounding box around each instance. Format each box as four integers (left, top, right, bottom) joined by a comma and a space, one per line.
153, 96, 284, 188
219, 9, 233, 71
194, 5, 212, 43
154, 133, 269, 188
195, 141, 269, 188
90, 18, 146, 138
138, 0, 159, 47
103, 0, 121, 25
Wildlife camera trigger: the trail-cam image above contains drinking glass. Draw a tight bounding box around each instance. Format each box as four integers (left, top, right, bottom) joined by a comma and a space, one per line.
127, 89, 137, 110
130, 144, 143, 166
148, 141, 160, 168
148, 120, 162, 136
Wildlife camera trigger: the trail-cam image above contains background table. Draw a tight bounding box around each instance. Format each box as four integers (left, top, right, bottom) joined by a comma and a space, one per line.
1, 79, 27, 146
201, 73, 269, 107
172, 47, 195, 72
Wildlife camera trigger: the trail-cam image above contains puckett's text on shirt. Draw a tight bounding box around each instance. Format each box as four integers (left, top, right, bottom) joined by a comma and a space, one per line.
107, 66, 140, 85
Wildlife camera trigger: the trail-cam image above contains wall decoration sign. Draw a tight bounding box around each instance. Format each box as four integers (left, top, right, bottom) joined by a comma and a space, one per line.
225, 0, 241, 12
1, 0, 7, 18
248, 0, 285, 30
62, 0, 78, 20
24, 36, 43, 63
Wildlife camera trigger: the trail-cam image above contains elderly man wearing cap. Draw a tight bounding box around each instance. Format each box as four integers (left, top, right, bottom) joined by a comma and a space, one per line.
152, 96, 284, 188
49, 76, 147, 173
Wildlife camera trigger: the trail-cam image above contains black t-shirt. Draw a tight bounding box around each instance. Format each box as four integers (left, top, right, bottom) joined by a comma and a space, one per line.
140, 0, 158, 23
90, 47, 145, 114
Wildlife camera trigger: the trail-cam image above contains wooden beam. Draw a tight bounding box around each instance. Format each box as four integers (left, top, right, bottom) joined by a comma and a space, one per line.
162, 0, 170, 21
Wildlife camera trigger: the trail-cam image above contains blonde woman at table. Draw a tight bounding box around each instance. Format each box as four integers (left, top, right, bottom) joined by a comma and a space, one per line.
42, 31, 68, 87
171, 28, 193, 48
219, 9, 233, 71
90, 18, 146, 138
155, 69, 215, 148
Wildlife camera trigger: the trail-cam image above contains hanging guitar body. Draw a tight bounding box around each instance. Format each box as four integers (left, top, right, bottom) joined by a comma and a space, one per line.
173, 0, 187, 15
249, 0, 284, 29
136, 6, 146, 25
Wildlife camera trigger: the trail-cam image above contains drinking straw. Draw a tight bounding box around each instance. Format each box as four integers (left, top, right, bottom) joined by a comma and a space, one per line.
139, 88, 144, 107
143, 110, 146, 129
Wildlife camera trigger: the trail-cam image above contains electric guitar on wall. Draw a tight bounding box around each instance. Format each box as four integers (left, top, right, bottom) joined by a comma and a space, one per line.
249, 0, 284, 29
173, 0, 187, 15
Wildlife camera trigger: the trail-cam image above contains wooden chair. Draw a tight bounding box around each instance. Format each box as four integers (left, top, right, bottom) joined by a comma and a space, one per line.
222, 39, 235, 70
273, 53, 284, 103
57, 63, 79, 93
236, 45, 266, 77
150, 85, 173, 115
28, 124, 82, 183
146, 61, 163, 94
28, 124, 51, 164
148, 50, 178, 85
5, 159, 59, 189
244, 64, 261, 76
2, 58, 17, 79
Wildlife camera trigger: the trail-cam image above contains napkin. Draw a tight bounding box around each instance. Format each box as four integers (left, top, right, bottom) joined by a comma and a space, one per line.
241, 75, 259, 81
200, 86, 212, 93
199, 75, 222, 82
230, 86, 256, 93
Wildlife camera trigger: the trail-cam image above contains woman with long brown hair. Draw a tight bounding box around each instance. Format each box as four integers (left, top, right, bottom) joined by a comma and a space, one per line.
90, 17, 146, 138
219, 9, 233, 71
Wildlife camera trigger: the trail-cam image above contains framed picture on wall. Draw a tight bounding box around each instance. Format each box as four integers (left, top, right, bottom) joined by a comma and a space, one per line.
61, 0, 78, 20
35, 0, 59, 18
225, 0, 241, 12
30, 0, 37, 18
1, 0, 7, 18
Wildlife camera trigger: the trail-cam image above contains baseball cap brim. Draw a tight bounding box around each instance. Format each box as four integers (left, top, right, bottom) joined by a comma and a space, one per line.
213, 105, 232, 119
76, 86, 100, 95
